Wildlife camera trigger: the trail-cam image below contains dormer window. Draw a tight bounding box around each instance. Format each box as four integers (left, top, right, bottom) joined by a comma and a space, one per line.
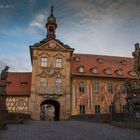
115, 69, 124, 76
104, 68, 112, 75
128, 71, 136, 77
74, 57, 80, 62
91, 67, 99, 74
78, 66, 84, 73
20, 82, 28, 86
97, 58, 104, 63
120, 60, 127, 65
7, 81, 11, 85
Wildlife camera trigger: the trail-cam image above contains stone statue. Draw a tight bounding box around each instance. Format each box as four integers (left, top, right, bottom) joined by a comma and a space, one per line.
0, 66, 9, 94
124, 77, 132, 96
132, 43, 140, 81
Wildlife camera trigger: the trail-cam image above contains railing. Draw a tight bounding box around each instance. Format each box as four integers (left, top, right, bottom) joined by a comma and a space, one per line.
36, 86, 65, 97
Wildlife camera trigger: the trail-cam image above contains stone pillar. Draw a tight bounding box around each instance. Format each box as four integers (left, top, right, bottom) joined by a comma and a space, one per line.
0, 94, 7, 130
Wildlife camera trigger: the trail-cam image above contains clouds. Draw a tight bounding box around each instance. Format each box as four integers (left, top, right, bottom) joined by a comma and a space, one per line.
57, 0, 140, 56
29, 12, 48, 29
0, 0, 140, 71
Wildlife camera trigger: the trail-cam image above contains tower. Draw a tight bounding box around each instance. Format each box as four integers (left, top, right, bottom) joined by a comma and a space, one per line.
30, 6, 74, 121
46, 5, 57, 39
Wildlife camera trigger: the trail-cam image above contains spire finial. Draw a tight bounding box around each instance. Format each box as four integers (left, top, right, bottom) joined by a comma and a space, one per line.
51, 5, 53, 16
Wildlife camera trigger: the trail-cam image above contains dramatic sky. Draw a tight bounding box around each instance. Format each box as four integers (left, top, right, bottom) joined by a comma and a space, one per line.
0, 0, 140, 71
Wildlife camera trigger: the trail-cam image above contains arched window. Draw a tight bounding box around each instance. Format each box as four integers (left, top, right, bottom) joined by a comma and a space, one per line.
41, 57, 48, 67
79, 82, 85, 93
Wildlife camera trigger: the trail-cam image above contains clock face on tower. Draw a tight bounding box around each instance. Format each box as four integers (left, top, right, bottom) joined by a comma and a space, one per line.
49, 41, 56, 48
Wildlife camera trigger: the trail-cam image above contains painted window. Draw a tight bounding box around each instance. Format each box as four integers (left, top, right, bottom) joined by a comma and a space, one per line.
40, 78, 47, 87
55, 78, 62, 88
80, 105, 85, 115
56, 58, 62, 68
93, 83, 100, 93
108, 83, 113, 93
95, 105, 100, 114
41, 57, 48, 67
79, 82, 85, 93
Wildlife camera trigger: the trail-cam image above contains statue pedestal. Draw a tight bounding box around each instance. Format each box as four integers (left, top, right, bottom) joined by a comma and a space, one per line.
0, 94, 7, 130
126, 87, 140, 121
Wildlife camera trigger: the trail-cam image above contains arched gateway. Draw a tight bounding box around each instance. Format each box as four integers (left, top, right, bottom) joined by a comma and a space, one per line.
40, 100, 60, 121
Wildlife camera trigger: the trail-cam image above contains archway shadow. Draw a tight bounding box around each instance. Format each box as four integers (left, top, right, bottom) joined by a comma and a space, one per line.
40, 100, 60, 121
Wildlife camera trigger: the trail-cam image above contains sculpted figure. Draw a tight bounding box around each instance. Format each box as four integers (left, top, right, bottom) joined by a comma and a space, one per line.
0, 66, 9, 94
124, 77, 132, 96
132, 43, 140, 80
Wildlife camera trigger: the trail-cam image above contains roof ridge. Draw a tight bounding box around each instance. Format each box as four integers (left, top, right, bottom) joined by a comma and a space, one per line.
73, 53, 133, 59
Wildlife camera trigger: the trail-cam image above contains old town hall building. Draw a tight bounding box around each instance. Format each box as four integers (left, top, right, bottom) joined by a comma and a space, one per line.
5, 7, 137, 120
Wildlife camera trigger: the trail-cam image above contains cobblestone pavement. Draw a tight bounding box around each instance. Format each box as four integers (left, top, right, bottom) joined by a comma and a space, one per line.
0, 121, 140, 140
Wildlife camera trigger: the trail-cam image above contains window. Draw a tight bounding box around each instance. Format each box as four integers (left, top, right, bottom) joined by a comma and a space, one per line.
80, 105, 85, 115
122, 105, 126, 113
40, 78, 47, 87
18, 99, 24, 107
78, 66, 84, 73
116, 69, 123, 76
55, 78, 62, 88
104, 68, 112, 75
120, 60, 127, 65
128, 71, 136, 77
49, 26, 54, 33
79, 82, 85, 93
120, 84, 126, 93
92, 67, 99, 74
93, 83, 100, 93
108, 83, 113, 93
20, 82, 28, 86
41, 57, 48, 67
56, 58, 62, 68
74, 57, 80, 62
97, 58, 104, 63
95, 105, 100, 114
109, 105, 113, 113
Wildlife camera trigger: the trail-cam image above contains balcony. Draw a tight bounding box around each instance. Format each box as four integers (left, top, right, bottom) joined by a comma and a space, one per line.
36, 86, 65, 98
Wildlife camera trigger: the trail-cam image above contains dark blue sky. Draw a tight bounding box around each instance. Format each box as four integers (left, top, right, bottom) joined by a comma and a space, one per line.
0, 0, 140, 71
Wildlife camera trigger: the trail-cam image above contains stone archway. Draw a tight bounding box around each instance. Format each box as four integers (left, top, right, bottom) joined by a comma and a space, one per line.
40, 100, 60, 121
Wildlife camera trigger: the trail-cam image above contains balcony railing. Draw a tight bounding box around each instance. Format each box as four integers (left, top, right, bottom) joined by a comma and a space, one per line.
36, 86, 65, 98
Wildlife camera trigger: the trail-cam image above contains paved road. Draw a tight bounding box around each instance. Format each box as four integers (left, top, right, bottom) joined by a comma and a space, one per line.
0, 121, 140, 140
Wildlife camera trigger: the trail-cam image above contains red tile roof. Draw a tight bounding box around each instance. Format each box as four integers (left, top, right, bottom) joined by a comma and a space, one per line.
71, 53, 136, 79
6, 72, 32, 96
5, 53, 136, 96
